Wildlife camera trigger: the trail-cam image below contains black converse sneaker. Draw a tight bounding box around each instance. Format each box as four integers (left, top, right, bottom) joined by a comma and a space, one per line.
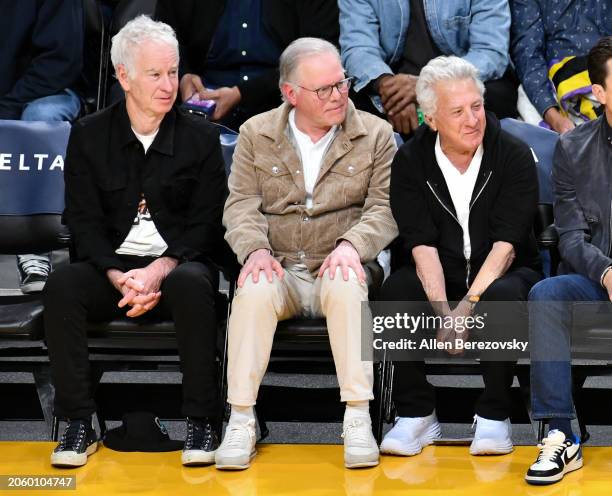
51, 417, 98, 467
182, 418, 219, 466
17, 254, 51, 293
525, 429, 583, 485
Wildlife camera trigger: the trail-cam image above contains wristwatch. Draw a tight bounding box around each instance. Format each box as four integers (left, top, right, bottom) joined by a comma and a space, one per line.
464, 294, 480, 312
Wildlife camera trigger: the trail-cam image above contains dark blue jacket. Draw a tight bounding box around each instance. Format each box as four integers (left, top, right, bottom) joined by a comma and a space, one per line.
0, 0, 83, 119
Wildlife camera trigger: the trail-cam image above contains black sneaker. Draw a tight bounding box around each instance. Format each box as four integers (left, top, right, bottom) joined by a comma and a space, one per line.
182, 418, 219, 466
525, 429, 583, 485
51, 417, 98, 467
17, 254, 51, 293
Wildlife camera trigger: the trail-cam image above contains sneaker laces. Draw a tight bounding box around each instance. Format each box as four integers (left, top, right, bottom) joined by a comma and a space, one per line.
342, 418, 371, 446
20, 258, 51, 276
536, 436, 567, 463
58, 420, 86, 450
224, 420, 255, 449
186, 419, 212, 450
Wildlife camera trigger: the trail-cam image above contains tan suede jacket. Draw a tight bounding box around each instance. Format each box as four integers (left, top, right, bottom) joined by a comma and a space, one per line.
223, 101, 399, 273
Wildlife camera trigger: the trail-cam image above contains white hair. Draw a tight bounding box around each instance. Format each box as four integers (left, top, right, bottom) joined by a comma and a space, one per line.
110, 15, 178, 78
416, 56, 485, 117
279, 37, 342, 101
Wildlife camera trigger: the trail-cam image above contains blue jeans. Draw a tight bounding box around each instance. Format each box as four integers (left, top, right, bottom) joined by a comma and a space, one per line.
16, 89, 80, 267
529, 274, 609, 420
20, 89, 81, 122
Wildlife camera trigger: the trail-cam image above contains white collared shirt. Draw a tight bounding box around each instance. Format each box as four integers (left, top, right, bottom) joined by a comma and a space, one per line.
116, 127, 168, 257
434, 134, 483, 259
288, 108, 337, 209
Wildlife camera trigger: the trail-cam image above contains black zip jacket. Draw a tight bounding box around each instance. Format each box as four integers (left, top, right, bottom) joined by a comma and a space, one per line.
390, 112, 541, 289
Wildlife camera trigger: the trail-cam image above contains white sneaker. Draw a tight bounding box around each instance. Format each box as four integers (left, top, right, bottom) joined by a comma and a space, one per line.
469, 415, 513, 455
525, 430, 583, 485
342, 416, 379, 469
215, 419, 257, 470
380, 411, 441, 456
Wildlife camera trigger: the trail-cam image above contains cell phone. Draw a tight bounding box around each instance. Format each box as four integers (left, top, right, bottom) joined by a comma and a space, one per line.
182, 98, 216, 118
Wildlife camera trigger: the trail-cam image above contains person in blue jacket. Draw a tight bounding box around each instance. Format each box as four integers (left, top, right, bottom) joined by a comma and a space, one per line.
339, 0, 517, 136
0, 0, 83, 294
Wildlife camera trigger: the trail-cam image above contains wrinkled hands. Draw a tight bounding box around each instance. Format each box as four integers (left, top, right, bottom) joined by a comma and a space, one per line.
435, 298, 473, 356
180, 73, 241, 121
318, 240, 366, 284
238, 249, 284, 288
106, 257, 178, 317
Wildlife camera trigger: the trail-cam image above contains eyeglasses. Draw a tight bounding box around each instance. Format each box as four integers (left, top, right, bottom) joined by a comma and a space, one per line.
292, 77, 353, 100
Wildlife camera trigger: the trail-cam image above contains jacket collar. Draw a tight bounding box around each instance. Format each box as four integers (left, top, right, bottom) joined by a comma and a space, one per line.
116, 101, 176, 156
259, 99, 368, 143
420, 111, 500, 215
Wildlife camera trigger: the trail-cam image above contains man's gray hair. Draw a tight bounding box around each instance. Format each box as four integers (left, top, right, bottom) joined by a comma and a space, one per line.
279, 37, 342, 99
110, 15, 178, 78
416, 56, 485, 117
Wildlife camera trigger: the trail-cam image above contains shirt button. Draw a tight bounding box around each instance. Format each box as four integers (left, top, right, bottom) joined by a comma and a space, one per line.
242, 22, 248, 28
272, 166, 279, 174
241, 50, 247, 56
296, 170, 301, 174
348, 165, 355, 173
298, 250, 306, 259
243, 75, 249, 81
303, 216, 309, 222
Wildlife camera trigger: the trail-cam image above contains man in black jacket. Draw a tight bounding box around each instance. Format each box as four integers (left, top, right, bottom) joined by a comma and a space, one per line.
43, 16, 228, 468
155, 0, 339, 130
0, 0, 83, 293
378, 56, 542, 458
525, 36, 612, 486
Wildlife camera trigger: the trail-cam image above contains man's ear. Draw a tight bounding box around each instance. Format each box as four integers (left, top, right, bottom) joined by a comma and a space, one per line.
116, 64, 131, 93
425, 113, 437, 132
281, 82, 298, 106
592, 83, 607, 106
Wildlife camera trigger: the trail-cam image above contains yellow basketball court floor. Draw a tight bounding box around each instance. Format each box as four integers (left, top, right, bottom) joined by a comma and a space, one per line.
2, 442, 611, 495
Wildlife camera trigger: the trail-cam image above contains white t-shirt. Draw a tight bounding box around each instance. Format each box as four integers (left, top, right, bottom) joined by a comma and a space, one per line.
434, 134, 483, 259
115, 128, 169, 257
288, 108, 337, 209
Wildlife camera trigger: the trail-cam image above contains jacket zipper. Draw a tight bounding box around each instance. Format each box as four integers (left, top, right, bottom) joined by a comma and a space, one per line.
427, 170, 493, 289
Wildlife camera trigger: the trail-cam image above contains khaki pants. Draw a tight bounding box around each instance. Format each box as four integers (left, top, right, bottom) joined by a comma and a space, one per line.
227, 265, 373, 406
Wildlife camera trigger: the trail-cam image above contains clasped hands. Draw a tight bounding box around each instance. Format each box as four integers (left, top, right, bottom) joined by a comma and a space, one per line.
106, 257, 178, 318
237, 241, 365, 288
433, 297, 475, 356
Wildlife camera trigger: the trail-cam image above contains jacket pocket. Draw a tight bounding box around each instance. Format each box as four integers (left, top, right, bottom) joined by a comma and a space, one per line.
443, 15, 471, 53
162, 173, 200, 212
327, 156, 372, 205
253, 161, 294, 212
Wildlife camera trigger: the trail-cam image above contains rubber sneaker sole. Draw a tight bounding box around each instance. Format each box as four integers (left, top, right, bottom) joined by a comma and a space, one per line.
215, 449, 257, 470
525, 456, 583, 485
51, 442, 98, 467
470, 437, 514, 455
380, 422, 442, 456
182, 449, 216, 466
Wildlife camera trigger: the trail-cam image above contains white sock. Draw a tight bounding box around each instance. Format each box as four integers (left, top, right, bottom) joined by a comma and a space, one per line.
344, 401, 370, 421
229, 405, 255, 425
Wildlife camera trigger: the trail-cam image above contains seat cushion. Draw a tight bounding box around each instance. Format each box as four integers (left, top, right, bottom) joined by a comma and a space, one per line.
0, 295, 44, 340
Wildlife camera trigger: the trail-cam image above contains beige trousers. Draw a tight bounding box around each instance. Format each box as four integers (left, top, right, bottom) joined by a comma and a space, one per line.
227, 265, 373, 406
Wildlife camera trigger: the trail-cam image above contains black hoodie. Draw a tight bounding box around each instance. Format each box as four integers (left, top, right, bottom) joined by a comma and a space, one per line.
390, 112, 542, 289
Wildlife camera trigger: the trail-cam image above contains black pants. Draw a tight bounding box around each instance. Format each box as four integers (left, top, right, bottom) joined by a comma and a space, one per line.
379, 264, 541, 420
43, 257, 220, 420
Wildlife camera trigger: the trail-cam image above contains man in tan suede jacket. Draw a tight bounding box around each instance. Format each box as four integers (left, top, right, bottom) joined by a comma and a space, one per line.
217, 37, 398, 471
